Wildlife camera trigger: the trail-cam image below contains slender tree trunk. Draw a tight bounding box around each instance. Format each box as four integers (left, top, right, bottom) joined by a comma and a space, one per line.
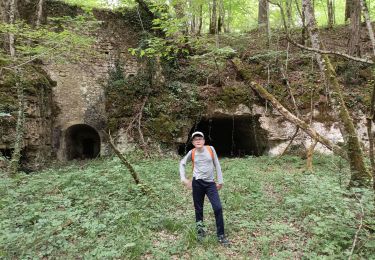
366, 81, 375, 190
218, 0, 225, 33
303, 0, 371, 187
209, 0, 217, 34
360, 0, 375, 56
225, 0, 231, 33
348, 0, 361, 56
294, 0, 307, 45
258, 0, 269, 30
258, 0, 270, 46
286, 0, 293, 27
306, 139, 318, 171
102, 131, 141, 185
9, 0, 16, 58
361, 0, 375, 189
197, 4, 203, 35
327, 0, 334, 29
35, 0, 44, 27
345, 0, 352, 23
1, 0, 8, 51
189, 0, 197, 35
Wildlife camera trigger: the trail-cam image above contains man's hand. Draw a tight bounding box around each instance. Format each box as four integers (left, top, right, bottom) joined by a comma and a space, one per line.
182, 179, 192, 189
216, 183, 223, 190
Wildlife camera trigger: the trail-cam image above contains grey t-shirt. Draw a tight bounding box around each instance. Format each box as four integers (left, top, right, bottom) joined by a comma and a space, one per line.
179, 146, 223, 184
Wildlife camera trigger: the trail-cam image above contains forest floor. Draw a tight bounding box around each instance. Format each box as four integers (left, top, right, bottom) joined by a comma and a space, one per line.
1, 154, 374, 259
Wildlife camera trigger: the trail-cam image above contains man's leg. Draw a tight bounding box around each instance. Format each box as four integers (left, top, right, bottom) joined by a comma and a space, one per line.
206, 182, 224, 236
192, 178, 206, 233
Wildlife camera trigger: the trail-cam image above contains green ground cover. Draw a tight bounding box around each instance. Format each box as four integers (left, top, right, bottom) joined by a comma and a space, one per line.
1, 155, 374, 259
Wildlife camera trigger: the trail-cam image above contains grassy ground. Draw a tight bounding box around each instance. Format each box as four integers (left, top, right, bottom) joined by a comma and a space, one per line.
0, 154, 374, 259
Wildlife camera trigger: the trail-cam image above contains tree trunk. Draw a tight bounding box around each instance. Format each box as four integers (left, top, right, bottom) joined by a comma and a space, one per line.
217, 0, 225, 33
360, 0, 375, 56
258, 0, 269, 30
9, 0, 16, 58
225, 0, 231, 33
35, 0, 44, 27
258, 0, 270, 46
361, 0, 375, 189
306, 140, 318, 171
345, 0, 352, 22
327, 0, 334, 29
286, 0, 293, 27
303, 0, 371, 187
366, 81, 375, 190
302, 0, 328, 89
348, 0, 361, 56
101, 131, 141, 185
190, 1, 196, 35
294, 0, 307, 45
1, 0, 8, 51
197, 4, 203, 35
209, 0, 217, 34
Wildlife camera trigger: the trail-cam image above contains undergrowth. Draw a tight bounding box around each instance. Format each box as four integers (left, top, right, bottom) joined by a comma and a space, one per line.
0, 155, 374, 259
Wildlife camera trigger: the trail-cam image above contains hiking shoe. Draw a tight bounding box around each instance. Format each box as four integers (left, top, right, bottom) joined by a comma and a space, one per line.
218, 235, 230, 247
196, 222, 206, 242
197, 227, 206, 242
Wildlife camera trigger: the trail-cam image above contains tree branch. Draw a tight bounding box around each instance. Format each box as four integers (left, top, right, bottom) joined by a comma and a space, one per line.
286, 35, 374, 65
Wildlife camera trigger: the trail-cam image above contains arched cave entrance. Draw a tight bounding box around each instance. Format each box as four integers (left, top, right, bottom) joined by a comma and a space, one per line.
179, 115, 269, 157
65, 124, 100, 160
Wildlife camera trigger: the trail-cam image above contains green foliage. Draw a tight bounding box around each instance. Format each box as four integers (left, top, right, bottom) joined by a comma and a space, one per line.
0, 14, 98, 68
0, 155, 374, 258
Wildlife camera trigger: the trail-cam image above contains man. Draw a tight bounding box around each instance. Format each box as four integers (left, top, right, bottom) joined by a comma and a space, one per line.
179, 131, 230, 246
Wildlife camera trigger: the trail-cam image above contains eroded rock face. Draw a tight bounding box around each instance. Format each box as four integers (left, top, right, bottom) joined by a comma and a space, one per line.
0, 68, 55, 171
177, 103, 374, 157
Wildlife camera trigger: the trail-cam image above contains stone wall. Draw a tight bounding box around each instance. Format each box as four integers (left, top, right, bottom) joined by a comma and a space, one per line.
44, 8, 140, 160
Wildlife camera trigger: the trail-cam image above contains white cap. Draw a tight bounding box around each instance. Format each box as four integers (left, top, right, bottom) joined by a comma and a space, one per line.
191, 131, 204, 139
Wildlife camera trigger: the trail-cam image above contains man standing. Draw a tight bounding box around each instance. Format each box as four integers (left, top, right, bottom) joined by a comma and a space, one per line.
179, 131, 230, 246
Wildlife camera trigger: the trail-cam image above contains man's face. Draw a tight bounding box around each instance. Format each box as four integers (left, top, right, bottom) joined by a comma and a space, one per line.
192, 136, 205, 148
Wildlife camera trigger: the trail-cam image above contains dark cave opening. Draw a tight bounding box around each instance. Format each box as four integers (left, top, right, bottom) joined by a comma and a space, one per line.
178, 116, 269, 157
0, 148, 13, 159
65, 124, 100, 160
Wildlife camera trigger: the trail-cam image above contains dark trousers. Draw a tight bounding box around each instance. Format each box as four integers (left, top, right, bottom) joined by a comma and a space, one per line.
192, 178, 225, 236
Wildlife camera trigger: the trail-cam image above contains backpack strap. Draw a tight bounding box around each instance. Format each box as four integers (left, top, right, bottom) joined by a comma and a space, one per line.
205, 145, 214, 160
192, 146, 214, 170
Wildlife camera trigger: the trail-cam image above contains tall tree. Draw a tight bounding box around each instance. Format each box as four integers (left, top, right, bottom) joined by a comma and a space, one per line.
348, 0, 361, 56
345, 0, 352, 22
218, 0, 225, 33
302, 0, 371, 187
36, 0, 44, 27
258, 0, 270, 46
9, 0, 16, 57
286, 0, 294, 27
209, 0, 217, 34
258, 0, 269, 30
327, 0, 334, 28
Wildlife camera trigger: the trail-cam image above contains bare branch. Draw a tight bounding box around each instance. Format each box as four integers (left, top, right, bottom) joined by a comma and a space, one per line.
286, 35, 374, 65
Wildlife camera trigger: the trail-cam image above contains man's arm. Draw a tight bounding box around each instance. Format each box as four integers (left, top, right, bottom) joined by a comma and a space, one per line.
179, 150, 192, 187
211, 146, 223, 185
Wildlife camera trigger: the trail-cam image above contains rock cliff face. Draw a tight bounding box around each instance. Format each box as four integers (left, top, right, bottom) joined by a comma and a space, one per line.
0, 66, 56, 171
